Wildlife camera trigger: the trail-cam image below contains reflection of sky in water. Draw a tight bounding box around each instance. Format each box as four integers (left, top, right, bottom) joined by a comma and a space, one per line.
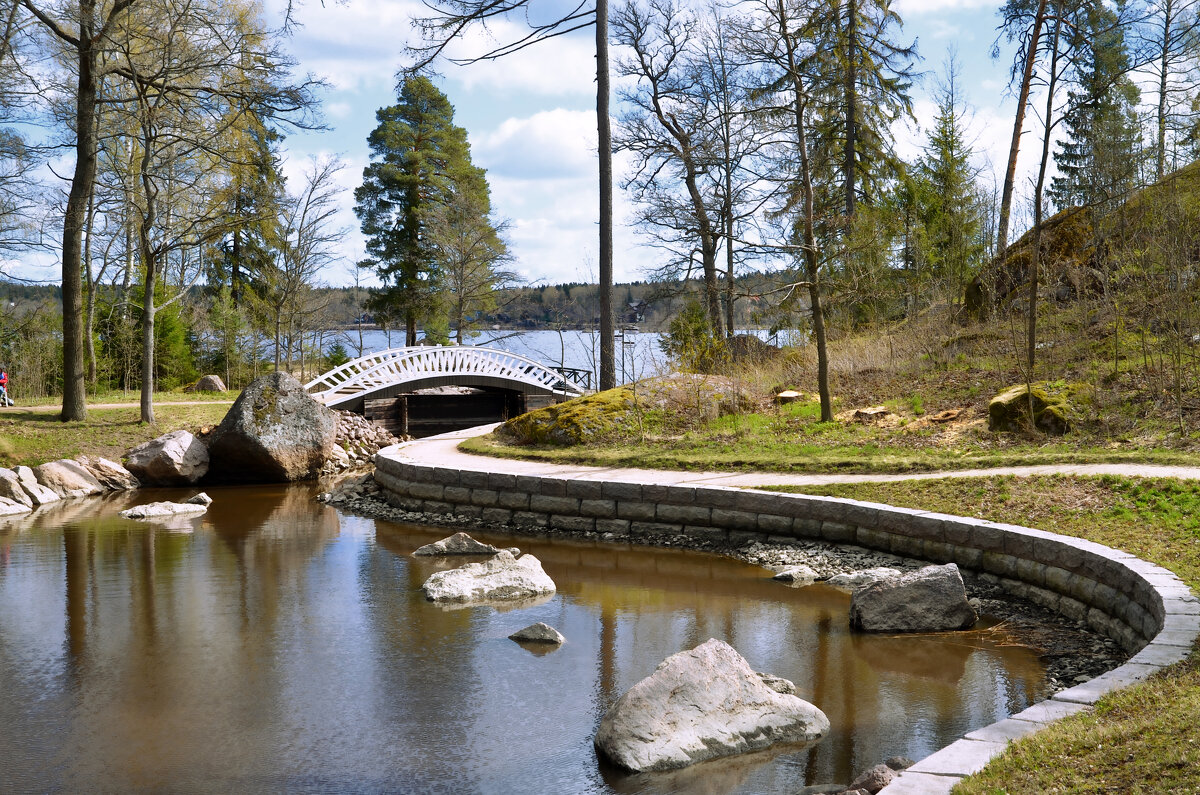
0, 485, 1046, 793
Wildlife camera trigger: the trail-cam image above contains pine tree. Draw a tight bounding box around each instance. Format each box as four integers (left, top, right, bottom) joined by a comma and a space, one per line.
1050, 2, 1142, 213
354, 76, 489, 345
916, 55, 984, 299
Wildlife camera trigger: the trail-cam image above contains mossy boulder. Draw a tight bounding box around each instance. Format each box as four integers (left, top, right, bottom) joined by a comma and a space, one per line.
500, 388, 637, 446
988, 382, 1081, 435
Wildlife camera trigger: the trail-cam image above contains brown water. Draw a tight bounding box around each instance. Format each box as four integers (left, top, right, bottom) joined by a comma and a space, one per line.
0, 484, 1047, 794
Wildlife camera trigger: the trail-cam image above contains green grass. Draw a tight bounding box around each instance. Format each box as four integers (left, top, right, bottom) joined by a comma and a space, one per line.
0, 403, 231, 468
763, 475, 1200, 794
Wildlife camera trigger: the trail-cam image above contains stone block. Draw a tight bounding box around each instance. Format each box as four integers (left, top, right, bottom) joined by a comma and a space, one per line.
980, 551, 1018, 579
423, 500, 453, 515
794, 517, 823, 538
969, 522, 1007, 553
617, 501, 656, 521
657, 503, 711, 526
458, 469, 490, 488
488, 472, 517, 490
580, 499, 617, 519
856, 526, 894, 553
470, 489, 499, 507
530, 495, 579, 515
733, 490, 785, 515
452, 504, 483, 520
644, 484, 694, 504
757, 514, 793, 535
923, 541, 956, 565
1015, 557, 1047, 588
409, 482, 444, 501
710, 508, 757, 531
550, 515, 595, 533
907, 738, 1007, 777
566, 480, 604, 499
685, 525, 729, 542
443, 486, 471, 504
602, 481, 642, 501
701, 488, 740, 510
498, 491, 531, 510
631, 521, 683, 536
531, 477, 567, 497
820, 520, 856, 543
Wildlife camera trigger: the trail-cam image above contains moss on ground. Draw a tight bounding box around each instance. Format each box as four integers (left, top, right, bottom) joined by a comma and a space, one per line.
500, 387, 639, 445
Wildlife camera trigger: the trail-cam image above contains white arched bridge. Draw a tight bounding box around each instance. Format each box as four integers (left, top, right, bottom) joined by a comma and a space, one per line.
304, 346, 589, 414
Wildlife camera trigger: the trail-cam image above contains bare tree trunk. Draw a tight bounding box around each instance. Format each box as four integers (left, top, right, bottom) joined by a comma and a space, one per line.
83, 186, 98, 385
59, 0, 100, 422
598, 0, 615, 391
998, 0, 1049, 258
1156, 0, 1173, 181
843, 0, 858, 220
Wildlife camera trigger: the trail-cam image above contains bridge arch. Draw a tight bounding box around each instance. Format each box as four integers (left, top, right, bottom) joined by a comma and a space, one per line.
303, 346, 587, 413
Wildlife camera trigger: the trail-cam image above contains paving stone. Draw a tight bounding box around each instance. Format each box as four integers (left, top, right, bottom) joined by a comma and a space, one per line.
964, 718, 1044, 743
877, 772, 959, 795
1052, 663, 1164, 705
906, 738, 1007, 777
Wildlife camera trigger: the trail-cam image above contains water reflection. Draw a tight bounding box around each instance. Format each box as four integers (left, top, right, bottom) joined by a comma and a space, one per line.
0, 485, 1046, 793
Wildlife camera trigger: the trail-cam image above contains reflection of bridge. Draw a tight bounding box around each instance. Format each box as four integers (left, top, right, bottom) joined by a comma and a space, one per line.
304, 346, 588, 420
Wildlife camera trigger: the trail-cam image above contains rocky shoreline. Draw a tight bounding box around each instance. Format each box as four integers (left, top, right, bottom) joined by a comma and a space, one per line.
320, 473, 1129, 698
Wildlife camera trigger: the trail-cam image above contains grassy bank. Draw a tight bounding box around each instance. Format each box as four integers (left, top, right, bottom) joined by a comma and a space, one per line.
0, 402, 231, 469
766, 475, 1200, 793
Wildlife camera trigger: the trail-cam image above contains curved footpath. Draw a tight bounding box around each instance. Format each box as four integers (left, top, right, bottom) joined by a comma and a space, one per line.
375, 425, 1200, 795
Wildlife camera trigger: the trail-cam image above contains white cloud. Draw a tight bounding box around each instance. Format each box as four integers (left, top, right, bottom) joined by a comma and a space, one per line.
475, 109, 597, 179
894, 0, 997, 13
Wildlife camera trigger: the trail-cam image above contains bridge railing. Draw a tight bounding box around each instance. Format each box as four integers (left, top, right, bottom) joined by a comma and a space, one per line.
304, 345, 589, 407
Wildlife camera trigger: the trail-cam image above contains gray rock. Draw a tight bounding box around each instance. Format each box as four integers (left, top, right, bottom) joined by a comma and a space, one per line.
34, 459, 104, 498
14, 466, 58, 505
826, 567, 902, 592
594, 638, 829, 772
849, 563, 977, 633
185, 375, 228, 392
847, 763, 896, 794
509, 622, 565, 644
421, 550, 556, 603
773, 564, 819, 585
185, 492, 213, 506
413, 531, 500, 556
124, 429, 210, 486
207, 372, 337, 483
885, 756, 915, 771
0, 467, 33, 508
120, 501, 209, 519
77, 456, 140, 490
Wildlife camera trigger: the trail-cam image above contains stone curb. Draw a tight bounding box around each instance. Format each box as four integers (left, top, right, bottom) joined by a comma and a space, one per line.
373, 431, 1200, 792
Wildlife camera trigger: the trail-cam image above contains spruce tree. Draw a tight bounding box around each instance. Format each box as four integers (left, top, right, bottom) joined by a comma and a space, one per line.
354, 76, 490, 345
1050, 2, 1142, 213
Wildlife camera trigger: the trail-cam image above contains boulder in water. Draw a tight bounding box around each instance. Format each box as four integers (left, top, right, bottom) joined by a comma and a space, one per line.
124, 430, 209, 486
849, 563, 977, 633
421, 550, 556, 603
594, 638, 829, 772
206, 372, 337, 483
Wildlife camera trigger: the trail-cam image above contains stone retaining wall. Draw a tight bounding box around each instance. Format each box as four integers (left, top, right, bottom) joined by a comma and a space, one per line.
373, 446, 1200, 793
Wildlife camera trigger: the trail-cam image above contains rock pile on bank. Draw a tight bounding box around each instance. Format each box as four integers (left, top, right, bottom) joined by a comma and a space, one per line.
320, 411, 402, 476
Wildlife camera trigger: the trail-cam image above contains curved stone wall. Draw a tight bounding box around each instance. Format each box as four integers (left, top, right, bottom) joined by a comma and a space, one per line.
373, 446, 1199, 793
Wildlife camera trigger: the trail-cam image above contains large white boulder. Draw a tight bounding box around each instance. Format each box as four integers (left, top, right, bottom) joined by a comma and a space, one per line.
0, 495, 31, 516
33, 459, 104, 498
594, 638, 829, 773
421, 550, 556, 603
125, 429, 209, 486
849, 563, 978, 633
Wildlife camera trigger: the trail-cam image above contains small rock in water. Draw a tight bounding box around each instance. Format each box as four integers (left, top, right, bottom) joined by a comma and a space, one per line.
186, 492, 213, 506
120, 501, 208, 520
508, 622, 565, 645
413, 531, 501, 557
772, 564, 819, 585
421, 550, 556, 603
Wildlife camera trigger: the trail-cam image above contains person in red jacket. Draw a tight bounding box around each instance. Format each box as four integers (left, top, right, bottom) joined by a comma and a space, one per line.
0, 366, 10, 406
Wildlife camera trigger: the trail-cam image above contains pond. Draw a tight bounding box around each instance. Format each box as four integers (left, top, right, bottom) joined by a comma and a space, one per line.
0, 484, 1047, 793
